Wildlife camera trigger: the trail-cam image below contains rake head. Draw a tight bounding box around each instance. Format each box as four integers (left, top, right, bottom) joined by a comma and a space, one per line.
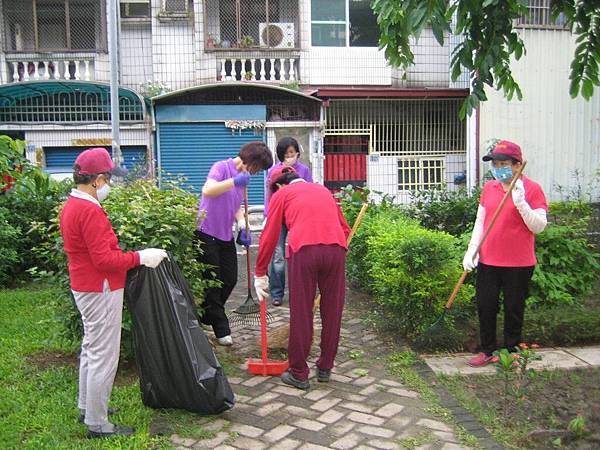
229, 294, 274, 328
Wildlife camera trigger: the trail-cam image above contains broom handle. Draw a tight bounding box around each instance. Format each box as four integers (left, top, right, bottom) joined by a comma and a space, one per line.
444, 161, 528, 309
244, 187, 252, 293
313, 202, 369, 312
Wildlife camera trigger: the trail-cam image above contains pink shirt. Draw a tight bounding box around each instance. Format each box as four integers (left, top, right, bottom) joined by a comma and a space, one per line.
479, 175, 547, 267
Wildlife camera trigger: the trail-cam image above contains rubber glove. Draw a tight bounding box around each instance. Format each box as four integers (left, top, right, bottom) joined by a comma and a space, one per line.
254, 275, 269, 300
138, 248, 168, 269
511, 179, 526, 208
462, 246, 479, 272
236, 229, 252, 247
233, 172, 250, 187
237, 217, 248, 231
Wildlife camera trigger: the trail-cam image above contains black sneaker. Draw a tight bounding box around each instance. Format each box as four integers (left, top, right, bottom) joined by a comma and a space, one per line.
78, 407, 119, 424
281, 371, 310, 390
87, 424, 134, 439
317, 368, 331, 383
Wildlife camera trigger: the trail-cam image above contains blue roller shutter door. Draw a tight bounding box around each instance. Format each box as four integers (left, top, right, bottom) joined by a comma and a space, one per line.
44, 146, 147, 171
158, 123, 266, 205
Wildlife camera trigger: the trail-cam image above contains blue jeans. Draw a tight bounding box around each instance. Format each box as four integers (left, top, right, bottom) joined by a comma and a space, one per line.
269, 225, 288, 301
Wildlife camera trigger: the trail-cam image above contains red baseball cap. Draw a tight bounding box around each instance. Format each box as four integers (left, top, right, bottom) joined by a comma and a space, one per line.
482, 140, 523, 162
268, 165, 297, 190
74, 147, 128, 176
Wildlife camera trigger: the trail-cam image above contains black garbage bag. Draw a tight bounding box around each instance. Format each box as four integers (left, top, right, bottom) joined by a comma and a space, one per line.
125, 256, 235, 415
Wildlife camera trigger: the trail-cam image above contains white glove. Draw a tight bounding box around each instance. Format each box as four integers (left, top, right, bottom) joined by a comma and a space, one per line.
138, 248, 168, 269
237, 217, 247, 231
511, 179, 526, 208
462, 245, 479, 272
254, 275, 270, 300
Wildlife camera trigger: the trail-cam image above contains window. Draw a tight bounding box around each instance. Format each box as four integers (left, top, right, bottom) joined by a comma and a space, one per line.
398, 158, 445, 191
204, 0, 299, 50
516, 0, 568, 28
163, 0, 188, 13
311, 0, 379, 47
2, 0, 106, 52
120, 0, 150, 19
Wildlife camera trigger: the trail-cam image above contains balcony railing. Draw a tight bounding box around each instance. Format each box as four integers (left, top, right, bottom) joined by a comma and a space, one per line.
216, 55, 299, 82
5, 54, 96, 82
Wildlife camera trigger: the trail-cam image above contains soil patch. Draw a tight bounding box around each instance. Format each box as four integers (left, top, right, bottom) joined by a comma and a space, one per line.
447, 367, 600, 449
26, 350, 138, 386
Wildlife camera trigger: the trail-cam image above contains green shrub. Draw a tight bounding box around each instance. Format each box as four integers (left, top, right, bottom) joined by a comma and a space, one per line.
362, 213, 475, 338
407, 187, 481, 237
0, 207, 21, 286
523, 303, 600, 346
529, 224, 600, 306
32, 179, 217, 357
0, 135, 71, 283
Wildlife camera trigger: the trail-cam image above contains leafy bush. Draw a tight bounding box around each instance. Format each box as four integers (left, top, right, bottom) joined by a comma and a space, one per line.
0, 207, 21, 286
529, 224, 600, 306
0, 136, 71, 284
407, 187, 481, 237
33, 179, 217, 357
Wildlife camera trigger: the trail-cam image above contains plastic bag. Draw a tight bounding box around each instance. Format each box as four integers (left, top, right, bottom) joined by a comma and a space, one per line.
125, 256, 235, 414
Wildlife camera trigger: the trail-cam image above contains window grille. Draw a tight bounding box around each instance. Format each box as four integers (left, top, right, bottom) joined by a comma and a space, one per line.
2, 0, 107, 52
516, 0, 568, 28
204, 0, 299, 50
397, 158, 445, 191
0, 90, 144, 123
325, 98, 466, 157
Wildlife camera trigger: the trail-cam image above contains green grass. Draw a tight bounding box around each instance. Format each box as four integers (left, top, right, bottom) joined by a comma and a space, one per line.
0, 284, 233, 449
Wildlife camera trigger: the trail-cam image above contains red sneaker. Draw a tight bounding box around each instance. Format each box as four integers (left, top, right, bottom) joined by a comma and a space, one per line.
467, 352, 498, 367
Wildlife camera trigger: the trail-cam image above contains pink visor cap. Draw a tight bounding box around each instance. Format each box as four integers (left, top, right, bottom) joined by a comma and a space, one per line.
74, 147, 128, 176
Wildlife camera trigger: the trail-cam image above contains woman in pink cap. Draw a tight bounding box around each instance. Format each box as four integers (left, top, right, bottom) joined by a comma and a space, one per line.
60, 147, 167, 438
463, 140, 548, 367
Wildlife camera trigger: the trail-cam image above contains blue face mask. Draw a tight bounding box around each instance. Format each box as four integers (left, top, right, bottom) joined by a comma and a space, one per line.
491, 165, 513, 183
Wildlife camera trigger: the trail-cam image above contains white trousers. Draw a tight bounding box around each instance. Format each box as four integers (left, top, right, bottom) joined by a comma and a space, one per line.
72, 280, 123, 427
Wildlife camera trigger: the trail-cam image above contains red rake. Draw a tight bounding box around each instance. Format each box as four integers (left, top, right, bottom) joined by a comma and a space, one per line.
247, 295, 288, 376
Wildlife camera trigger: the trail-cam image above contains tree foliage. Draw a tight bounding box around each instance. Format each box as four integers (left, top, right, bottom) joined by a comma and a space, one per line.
372, 0, 600, 118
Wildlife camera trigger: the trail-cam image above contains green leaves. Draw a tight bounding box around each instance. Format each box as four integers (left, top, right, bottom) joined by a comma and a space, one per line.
373, 0, 600, 117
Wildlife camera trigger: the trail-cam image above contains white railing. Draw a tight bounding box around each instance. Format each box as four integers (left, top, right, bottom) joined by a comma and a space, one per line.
217, 57, 299, 82
6, 57, 95, 82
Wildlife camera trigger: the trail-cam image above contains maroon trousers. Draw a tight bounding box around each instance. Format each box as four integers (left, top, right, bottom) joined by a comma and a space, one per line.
287, 244, 346, 381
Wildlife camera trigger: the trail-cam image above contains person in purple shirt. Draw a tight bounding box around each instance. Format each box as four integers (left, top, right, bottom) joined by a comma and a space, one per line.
264, 137, 313, 306
195, 141, 272, 346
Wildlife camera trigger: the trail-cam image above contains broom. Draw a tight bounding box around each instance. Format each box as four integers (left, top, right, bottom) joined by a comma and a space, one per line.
413, 161, 528, 351
266, 202, 370, 349
229, 187, 274, 328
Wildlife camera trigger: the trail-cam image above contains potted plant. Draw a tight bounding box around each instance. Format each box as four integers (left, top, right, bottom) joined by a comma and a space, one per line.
243, 71, 254, 81
239, 35, 255, 48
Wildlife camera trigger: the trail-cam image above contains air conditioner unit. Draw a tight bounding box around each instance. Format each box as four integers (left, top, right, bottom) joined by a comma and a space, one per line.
259, 23, 295, 48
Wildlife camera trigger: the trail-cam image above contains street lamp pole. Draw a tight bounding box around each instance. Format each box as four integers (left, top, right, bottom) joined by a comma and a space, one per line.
107, 0, 122, 167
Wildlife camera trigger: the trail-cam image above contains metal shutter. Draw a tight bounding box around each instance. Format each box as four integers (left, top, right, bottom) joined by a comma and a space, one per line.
158, 123, 266, 205
44, 146, 146, 171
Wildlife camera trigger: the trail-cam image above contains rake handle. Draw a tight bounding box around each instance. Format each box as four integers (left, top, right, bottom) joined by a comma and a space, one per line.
444, 161, 528, 310
313, 202, 369, 313
244, 187, 252, 293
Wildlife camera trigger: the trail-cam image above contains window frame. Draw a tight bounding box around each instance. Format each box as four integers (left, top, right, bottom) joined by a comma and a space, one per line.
311, 0, 378, 48
515, 0, 569, 30
397, 157, 446, 192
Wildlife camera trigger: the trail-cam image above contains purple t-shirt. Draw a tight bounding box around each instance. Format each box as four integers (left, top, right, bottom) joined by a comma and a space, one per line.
197, 158, 243, 241
264, 161, 313, 217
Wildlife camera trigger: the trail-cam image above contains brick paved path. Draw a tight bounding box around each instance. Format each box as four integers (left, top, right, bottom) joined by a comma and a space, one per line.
169, 249, 469, 450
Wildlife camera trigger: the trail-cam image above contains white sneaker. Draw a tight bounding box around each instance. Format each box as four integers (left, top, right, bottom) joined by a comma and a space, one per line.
217, 335, 233, 346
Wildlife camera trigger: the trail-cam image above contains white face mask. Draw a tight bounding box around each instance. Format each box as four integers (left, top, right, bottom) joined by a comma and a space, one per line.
96, 183, 111, 202
284, 154, 299, 167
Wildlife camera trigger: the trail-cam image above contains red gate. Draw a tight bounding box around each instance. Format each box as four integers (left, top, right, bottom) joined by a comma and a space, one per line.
323, 134, 368, 192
